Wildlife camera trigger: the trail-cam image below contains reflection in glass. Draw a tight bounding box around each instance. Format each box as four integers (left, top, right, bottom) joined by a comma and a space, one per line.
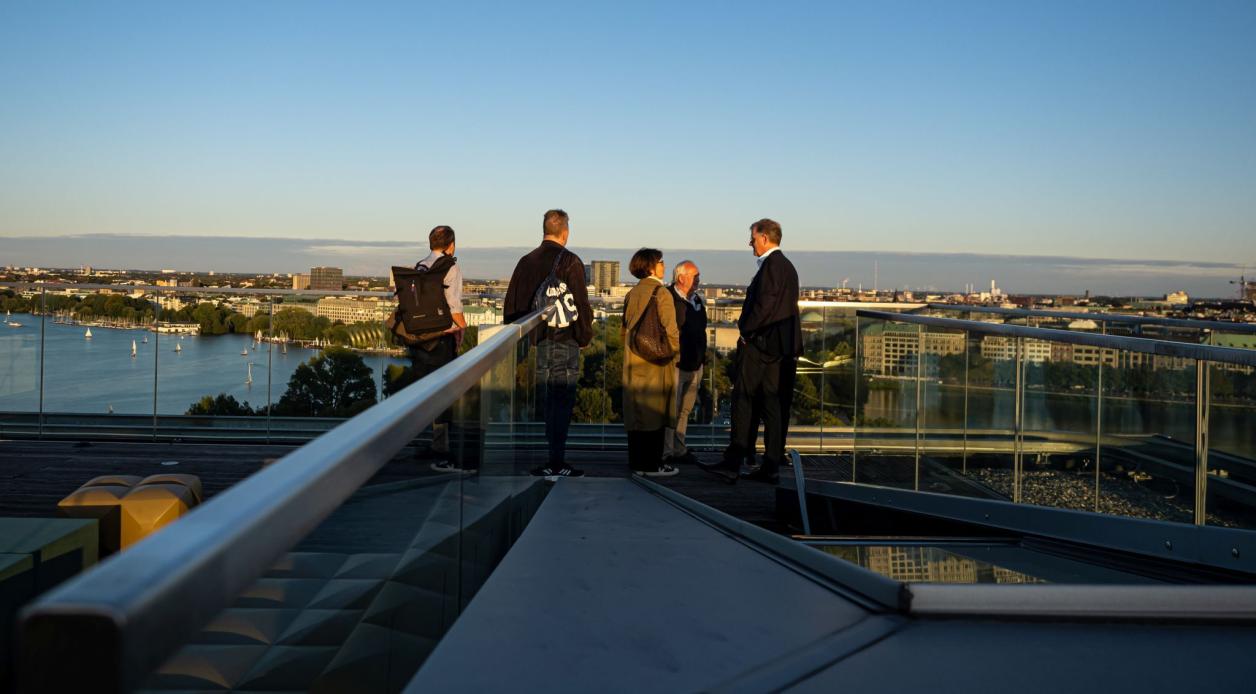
823, 544, 1045, 584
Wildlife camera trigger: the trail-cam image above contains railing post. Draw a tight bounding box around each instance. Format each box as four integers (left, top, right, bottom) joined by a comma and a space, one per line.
851, 314, 859, 481
790, 449, 811, 535
1013, 336, 1024, 503
38, 286, 46, 439
1195, 359, 1210, 526
1095, 323, 1105, 513
267, 300, 275, 443
961, 328, 969, 474
152, 301, 160, 441
914, 324, 923, 491
819, 309, 826, 453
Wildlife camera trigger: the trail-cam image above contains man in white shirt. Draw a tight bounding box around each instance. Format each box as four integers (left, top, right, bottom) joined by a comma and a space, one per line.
411, 225, 467, 471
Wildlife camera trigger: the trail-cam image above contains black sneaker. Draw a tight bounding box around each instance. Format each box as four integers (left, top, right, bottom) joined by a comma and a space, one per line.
674, 451, 699, 466
529, 466, 554, 477
697, 459, 738, 484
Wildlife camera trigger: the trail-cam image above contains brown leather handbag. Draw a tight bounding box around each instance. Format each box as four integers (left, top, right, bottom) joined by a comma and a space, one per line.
628, 285, 674, 364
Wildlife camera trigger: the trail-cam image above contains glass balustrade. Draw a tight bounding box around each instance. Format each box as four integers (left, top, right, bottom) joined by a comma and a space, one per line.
817, 308, 1256, 530
1206, 357, 1256, 529
0, 287, 44, 436
118, 313, 549, 692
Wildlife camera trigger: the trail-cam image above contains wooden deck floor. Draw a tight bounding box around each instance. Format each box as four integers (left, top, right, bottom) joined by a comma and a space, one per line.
0, 439, 790, 530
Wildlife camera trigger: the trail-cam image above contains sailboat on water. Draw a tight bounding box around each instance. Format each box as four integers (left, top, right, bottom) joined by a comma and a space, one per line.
142, 335, 149, 344
246, 362, 254, 386
5, 310, 20, 328
84, 328, 93, 340
131, 340, 137, 358
174, 342, 182, 353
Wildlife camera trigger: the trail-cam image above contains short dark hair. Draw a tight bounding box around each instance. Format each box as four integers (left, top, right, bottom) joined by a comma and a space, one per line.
429, 225, 455, 251
629, 248, 663, 279
543, 209, 569, 238
750, 218, 782, 244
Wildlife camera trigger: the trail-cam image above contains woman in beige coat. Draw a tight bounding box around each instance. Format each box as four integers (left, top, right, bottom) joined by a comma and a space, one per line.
622, 248, 681, 476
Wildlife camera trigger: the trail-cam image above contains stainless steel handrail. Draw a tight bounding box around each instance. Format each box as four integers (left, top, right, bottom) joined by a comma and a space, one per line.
17, 308, 550, 693
926, 302, 1256, 335
859, 309, 1256, 367
0, 280, 394, 297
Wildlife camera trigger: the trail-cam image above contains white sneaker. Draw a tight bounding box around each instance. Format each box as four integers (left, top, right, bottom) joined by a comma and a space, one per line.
635, 464, 679, 478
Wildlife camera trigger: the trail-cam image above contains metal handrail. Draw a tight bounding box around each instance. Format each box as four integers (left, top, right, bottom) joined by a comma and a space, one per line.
858, 309, 1256, 367
17, 308, 550, 693
926, 302, 1256, 335
0, 280, 394, 298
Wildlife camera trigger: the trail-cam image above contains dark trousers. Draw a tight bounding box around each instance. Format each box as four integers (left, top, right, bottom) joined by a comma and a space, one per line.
409, 335, 457, 450
537, 339, 580, 466
726, 341, 797, 472
627, 429, 664, 471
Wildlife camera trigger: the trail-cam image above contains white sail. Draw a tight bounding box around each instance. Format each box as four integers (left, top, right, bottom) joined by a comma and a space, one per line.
246, 362, 253, 385
85, 328, 92, 339
174, 343, 182, 352
131, 340, 137, 357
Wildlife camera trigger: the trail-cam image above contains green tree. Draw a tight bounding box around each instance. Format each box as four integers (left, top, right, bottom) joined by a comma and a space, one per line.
274, 347, 377, 417
186, 393, 256, 416
574, 386, 616, 422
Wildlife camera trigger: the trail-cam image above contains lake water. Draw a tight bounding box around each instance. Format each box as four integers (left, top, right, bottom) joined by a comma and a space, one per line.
0, 313, 407, 415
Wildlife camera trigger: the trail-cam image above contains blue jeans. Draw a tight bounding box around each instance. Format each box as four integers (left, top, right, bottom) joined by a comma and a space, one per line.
536, 339, 580, 465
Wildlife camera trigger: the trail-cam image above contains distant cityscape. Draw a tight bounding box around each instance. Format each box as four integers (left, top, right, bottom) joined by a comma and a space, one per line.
2, 262, 1255, 360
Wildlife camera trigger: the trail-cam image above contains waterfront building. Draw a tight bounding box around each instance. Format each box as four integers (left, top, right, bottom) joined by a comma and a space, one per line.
315, 296, 395, 324
861, 324, 965, 376
980, 335, 1052, 363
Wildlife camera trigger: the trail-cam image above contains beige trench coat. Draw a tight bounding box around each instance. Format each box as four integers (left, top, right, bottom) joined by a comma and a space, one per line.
622, 277, 682, 432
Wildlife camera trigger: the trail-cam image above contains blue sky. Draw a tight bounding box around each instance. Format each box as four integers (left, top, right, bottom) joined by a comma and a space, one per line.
2, 1, 1254, 264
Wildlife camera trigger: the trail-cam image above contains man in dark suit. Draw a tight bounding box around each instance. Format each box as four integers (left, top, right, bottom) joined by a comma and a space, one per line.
700, 218, 801, 484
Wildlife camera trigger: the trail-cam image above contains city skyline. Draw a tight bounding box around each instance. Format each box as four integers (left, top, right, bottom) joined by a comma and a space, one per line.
2, 2, 1255, 264
0, 232, 1248, 297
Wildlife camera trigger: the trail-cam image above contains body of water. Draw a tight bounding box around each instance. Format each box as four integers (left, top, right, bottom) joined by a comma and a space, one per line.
0, 313, 407, 415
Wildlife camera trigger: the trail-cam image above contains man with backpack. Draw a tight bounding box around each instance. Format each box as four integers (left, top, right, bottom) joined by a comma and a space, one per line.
504, 209, 593, 478
393, 225, 466, 472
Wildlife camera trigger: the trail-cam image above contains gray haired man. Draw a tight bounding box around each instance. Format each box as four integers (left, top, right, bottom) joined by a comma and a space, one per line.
664, 260, 708, 465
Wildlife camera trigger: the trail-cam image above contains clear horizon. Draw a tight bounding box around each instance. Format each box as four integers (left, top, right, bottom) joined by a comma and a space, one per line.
2, 2, 1255, 266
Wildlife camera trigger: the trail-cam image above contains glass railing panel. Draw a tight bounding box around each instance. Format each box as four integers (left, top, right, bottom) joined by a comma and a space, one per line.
917, 325, 979, 497
792, 306, 828, 455
811, 305, 857, 480
38, 285, 160, 432
1097, 351, 1196, 524
1018, 337, 1101, 512
853, 317, 919, 490
165, 292, 283, 439
1206, 359, 1256, 529
958, 331, 1019, 501
0, 287, 43, 435
130, 315, 546, 692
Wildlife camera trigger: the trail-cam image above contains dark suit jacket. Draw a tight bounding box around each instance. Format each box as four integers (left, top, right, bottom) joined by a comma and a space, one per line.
738, 249, 802, 358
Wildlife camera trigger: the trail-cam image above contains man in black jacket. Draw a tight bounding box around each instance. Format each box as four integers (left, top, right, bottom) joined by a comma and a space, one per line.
664, 260, 707, 466
700, 218, 801, 484
504, 209, 593, 478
